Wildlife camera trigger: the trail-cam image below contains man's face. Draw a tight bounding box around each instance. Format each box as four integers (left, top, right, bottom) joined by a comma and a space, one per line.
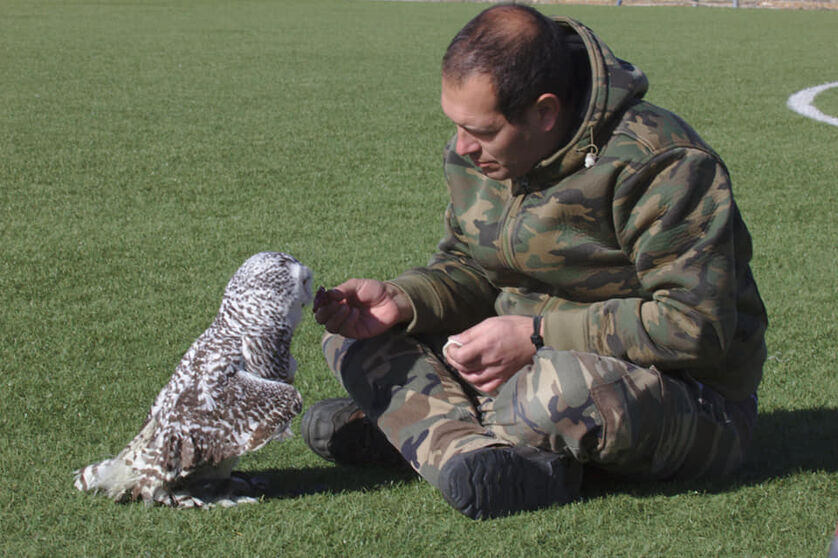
441, 72, 553, 181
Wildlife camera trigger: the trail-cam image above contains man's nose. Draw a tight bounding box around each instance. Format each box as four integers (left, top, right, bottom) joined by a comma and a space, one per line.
455, 128, 480, 156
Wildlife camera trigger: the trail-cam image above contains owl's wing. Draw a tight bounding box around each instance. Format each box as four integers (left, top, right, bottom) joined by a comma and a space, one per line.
223, 370, 303, 453
158, 371, 302, 474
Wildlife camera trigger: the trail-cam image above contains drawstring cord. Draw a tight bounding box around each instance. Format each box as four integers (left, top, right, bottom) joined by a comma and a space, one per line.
577, 125, 599, 168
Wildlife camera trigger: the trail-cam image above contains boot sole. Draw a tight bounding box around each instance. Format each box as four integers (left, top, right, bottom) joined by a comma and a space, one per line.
439, 446, 581, 520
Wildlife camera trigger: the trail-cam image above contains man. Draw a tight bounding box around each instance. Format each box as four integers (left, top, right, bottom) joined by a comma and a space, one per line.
303, 4, 767, 520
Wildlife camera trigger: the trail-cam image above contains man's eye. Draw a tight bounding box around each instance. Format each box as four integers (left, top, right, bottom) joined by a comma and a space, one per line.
470, 129, 496, 139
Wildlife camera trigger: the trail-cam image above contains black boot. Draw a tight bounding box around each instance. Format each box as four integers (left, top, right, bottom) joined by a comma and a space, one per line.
438, 445, 582, 520
301, 398, 406, 467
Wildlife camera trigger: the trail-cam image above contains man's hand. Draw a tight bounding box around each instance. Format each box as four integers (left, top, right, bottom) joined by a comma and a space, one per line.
444, 315, 538, 394
313, 278, 413, 339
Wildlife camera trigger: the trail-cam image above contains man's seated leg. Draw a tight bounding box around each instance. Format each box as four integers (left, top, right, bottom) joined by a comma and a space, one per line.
304, 331, 582, 519
482, 348, 757, 481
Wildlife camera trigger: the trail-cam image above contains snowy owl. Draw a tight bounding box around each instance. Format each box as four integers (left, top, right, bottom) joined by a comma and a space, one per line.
74, 251, 313, 508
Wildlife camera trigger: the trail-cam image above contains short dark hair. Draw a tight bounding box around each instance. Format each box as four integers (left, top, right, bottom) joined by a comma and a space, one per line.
442, 3, 574, 124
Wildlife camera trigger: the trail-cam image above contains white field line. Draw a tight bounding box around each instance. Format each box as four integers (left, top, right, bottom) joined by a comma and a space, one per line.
787, 81, 838, 127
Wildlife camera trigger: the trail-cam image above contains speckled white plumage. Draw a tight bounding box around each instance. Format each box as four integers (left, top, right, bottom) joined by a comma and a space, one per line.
74, 252, 313, 508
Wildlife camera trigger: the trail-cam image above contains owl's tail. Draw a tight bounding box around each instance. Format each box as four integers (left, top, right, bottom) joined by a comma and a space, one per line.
73, 455, 139, 501
73, 416, 161, 502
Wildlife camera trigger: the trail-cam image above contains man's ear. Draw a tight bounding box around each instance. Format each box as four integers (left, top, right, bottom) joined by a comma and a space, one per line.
534, 93, 561, 132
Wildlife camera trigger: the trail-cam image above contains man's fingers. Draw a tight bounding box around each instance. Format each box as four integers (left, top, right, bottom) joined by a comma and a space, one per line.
323, 303, 353, 334
442, 337, 463, 362
313, 299, 338, 325
313, 286, 328, 312
447, 339, 488, 371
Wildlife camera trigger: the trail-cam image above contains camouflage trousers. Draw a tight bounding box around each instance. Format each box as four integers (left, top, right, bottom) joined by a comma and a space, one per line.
322, 331, 757, 490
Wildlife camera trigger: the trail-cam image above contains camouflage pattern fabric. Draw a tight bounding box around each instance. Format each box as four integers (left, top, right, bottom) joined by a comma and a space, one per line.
389, 16, 767, 402
323, 331, 757, 488
315, 15, 766, 490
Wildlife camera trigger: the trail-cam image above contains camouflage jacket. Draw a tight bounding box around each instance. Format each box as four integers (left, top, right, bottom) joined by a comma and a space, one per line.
389, 17, 767, 401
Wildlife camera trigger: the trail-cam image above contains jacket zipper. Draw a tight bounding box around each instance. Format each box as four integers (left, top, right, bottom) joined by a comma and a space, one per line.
498, 185, 525, 272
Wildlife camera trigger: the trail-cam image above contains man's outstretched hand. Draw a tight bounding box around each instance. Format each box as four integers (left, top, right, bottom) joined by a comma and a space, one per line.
313, 278, 413, 339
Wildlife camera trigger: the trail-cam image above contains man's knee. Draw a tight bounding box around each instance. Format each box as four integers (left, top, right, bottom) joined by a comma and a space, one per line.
487, 349, 606, 458
321, 332, 358, 383
320, 330, 446, 420
488, 349, 667, 467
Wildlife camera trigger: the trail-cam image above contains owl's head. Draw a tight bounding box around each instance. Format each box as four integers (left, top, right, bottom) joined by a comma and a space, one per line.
220, 252, 314, 334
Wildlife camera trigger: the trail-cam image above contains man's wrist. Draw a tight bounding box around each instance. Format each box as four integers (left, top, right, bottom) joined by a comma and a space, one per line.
384, 282, 415, 324
531, 315, 544, 350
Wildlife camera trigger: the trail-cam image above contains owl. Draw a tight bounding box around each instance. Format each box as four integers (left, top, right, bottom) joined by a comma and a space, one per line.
74, 251, 313, 508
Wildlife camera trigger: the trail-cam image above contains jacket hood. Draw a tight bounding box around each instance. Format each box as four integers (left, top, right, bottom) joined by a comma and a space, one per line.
525, 17, 649, 184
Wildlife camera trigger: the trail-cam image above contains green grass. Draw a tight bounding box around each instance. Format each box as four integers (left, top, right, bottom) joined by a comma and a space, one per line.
2, 1, 836, 556
814, 83, 838, 117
